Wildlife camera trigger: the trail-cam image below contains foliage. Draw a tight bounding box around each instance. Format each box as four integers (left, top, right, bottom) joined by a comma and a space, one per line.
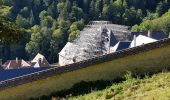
1, 0, 170, 62
30, 72, 170, 100
0, 16, 23, 44
68, 72, 170, 100
132, 9, 170, 34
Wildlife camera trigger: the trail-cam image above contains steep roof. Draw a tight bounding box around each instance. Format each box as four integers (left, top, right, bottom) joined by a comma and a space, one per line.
2, 60, 31, 69
58, 21, 130, 65
109, 30, 118, 47
32, 53, 44, 62
59, 42, 79, 57
131, 31, 168, 40
110, 41, 131, 52
116, 42, 131, 51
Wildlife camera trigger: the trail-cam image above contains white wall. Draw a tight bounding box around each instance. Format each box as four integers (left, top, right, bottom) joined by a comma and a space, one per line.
59, 55, 74, 66
130, 35, 157, 48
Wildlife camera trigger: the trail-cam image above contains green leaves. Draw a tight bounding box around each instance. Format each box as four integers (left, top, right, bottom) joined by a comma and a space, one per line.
52, 29, 63, 38
132, 8, 170, 33
68, 19, 84, 41
0, 16, 23, 45
69, 30, 80, 42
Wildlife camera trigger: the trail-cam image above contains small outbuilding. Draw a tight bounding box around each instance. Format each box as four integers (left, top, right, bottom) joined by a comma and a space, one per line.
31, 53, 50, 68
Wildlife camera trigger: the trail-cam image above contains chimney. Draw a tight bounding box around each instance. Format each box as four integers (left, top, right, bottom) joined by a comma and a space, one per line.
108, 30, 111, 54
133, 35, 136, 47
38, 58, 42, 64
0, 59, 2, 67
16, 57, 18, 63
148, 30, 152, 37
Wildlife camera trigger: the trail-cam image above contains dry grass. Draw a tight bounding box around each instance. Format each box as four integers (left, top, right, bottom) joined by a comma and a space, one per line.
68, 72, 170, 100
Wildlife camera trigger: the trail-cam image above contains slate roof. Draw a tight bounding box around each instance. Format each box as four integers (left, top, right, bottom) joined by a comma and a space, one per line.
59, 42, 79, 57
109, 30, 118, 47
131, 31, 168, 40
110, 41, 131, 52
0, 67, 51, 81
116, 42, 131, 51
58, 21, 130, 65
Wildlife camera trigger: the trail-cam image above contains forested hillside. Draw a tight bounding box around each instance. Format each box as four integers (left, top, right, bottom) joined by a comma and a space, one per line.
132, 8, 170, 34
1, 0, 170, 63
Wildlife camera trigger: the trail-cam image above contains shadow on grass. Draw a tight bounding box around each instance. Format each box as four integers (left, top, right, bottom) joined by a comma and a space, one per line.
30, 77, 125, 100
30, 69, 168, 100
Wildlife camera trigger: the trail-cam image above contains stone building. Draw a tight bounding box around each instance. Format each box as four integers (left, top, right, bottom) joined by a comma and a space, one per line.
31, 53, 50, 68
59, 21, 130, 66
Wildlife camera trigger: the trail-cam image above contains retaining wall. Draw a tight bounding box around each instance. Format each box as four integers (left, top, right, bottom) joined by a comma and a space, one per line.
0, 38, 170, 100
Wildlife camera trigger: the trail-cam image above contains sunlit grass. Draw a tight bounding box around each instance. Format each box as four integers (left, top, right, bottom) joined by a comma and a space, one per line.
68, 72, 170, 100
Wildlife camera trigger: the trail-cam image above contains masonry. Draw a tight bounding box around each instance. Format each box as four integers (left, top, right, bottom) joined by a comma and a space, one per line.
0, 38, 170, 100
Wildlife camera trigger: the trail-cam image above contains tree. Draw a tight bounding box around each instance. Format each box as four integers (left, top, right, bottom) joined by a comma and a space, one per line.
123, 7, 137, 25
57, 2, 65, 13
47, 1, 57, 18
39, 10, 47, 20
0, 16, 23, 44
16, 14, 30, 28
0, 16, 24, 61
68, 19, 84, 41
68, 30, 80, 41
26, 26, 51, 59
40, 16, 54, 28
83, 0, 90, 13
29, 10, 35, 26
131, 24, 140, 32
19, 7, 29, 18
50, 28, 65, 62
95, 0, 102, 19
156, 1, 164, 16
69, 6, 84, 22
65, 0, 72, 12
43, 0, 52, 6
89, 0, 96, 20
69, 19, 84, 32
52, 28, 64, 38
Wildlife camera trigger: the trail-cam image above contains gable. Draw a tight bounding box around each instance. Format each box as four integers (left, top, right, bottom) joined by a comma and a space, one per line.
131, 31, 168, 40
130, 35, 157, 47
110, 41, 131, 52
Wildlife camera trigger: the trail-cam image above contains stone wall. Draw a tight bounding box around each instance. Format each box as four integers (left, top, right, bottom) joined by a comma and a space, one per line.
0, 38, 170, 100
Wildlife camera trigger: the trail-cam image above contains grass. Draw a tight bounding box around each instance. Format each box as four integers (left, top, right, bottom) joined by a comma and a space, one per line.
31, 71, 170, 100
67, 72, 170, 100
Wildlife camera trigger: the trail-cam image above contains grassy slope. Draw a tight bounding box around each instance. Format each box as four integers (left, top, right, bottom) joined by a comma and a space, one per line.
68, 72, 170, 100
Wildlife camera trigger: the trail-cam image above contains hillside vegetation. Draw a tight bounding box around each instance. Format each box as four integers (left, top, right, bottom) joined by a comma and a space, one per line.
132, 8, 170, 34
68, 72, 170, 100
1, 0, 170, 63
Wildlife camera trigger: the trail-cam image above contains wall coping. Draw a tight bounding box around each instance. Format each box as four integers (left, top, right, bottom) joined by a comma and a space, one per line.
0, 38, 170, 90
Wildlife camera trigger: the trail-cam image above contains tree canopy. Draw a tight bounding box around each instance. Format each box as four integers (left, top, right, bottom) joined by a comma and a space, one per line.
1, 0, 170, 63
0, 16, 23, 44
